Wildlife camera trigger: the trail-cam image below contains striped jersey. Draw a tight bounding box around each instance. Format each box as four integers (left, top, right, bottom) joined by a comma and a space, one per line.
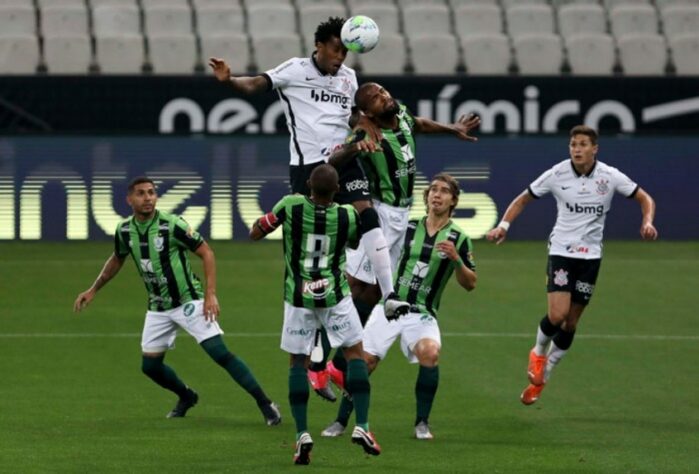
271, 194, 360, 309
351, 104, 417, 208
394, 217, 475, 317
114, 210, 204, 311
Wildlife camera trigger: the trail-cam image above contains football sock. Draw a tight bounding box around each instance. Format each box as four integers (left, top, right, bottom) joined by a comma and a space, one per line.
415, 365, 439, 425
141, 355, 189, 398
336, 396, 354, 427
331, 349, 347, 374
359, 208, 394, 298
346, 358, 371, 427
545, 329, 576, 382
309, 329, 331, 372
200, 335, 271, 406
534, 315, 560, 356
288, 366, 309, 434
352, 297, 375, 326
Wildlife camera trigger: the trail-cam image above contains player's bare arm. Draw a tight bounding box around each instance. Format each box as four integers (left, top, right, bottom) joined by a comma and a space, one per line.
73, 253, 126, 312
351, 109, 383, 143
435, 241, 477, 291
208, 57, 269, 95
194, 241, 220, 321
634, 187, 658, 240
486, 190, 535, 244
414, 114, 480, 141
328, 134, 376, 168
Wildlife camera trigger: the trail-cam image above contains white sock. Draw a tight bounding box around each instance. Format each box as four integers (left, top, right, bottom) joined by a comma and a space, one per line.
534, 327, 552, 356
544, 342, 568, 382
361, 227, 394, 298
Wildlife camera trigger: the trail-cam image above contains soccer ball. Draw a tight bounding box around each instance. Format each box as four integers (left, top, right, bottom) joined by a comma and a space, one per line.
341, 16, 380, 54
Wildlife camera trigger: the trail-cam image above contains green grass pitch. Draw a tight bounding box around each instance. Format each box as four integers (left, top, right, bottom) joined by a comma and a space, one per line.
1, 241, 697, 473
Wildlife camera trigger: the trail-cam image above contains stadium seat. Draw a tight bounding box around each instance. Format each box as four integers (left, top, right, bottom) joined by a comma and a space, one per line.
617, 33, 667, 75
89, 0, 138, 7
1, 0, 34, 6
565, 33, 616, 75
409, 34, 459, 74
507, 5, 555, 39
558, 4, 607, 38
37, 0, 84, 7
299, 4, 347, 55
347, 0, 395, 8
144, 6, 193, 36
242, 0, 292, 8
196, 5, 244, 37
192, 0, 241, 8
461, 33, 511, 74
356, 33, 406, 74
513, 33, 563, 75
402, 5, 451, 39
247, 5, 296, 38
397, 0, 448, 7
454, 5, 504, 39
552, 0, 601, 6
661, 6, 699, 40
0, 35, 39, 73
251, 34, 302, 72
501, 0, 549, 8
668, 33, 699, 75
40, 6, 89, 37
142, 0, 190, 6
449, 0, 499, 8
655, 0, 698, 12
149, 34, 198, 74
297, 0, 344, 5
201, 33, 250, 74
0, 6, 36, 36
93, 6, 140, 36
603, 0, 651, 10
348, 5, 400, 34
43, 34, 91, 73
95, 34, 145, 73
610, 5, 659, 38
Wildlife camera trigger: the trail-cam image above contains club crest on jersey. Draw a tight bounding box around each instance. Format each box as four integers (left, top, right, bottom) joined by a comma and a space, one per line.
412, 261, 430, 278
140, 259, 154, 273
553, 269, 569, 286
303, 278, 331, 299
596, 179, 610, 195
153, 235, 164, 252
183, 303, 195, 317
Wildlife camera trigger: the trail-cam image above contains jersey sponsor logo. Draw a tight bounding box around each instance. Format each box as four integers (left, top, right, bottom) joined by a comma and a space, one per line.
596, 179, 610, 195
412, 261, 430, 278
328, 321, 351, 332
286, 327, 314, 336
183, 302, 195, 317
561, 186, 571, 190
565, 202, 604, 216
566, 244, 589, 254
321, 143, 344, 157
398, 275, 432, 295
149, 295, 172, 305
553, 268, 569, 286
310, 89, 350, 109
344, 178, 369, 192
302, 278, 331, 299
419, 314, 435, 324
393, 163, 416, 178
153, 234, 164, 252
144, 275, 168, 285
575, 280, 595, 295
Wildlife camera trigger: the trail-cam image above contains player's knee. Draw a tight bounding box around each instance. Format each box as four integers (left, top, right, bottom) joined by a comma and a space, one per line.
359, 207, 380, 233
365, 354, 380, 373
290, 353, 307, 369
415, 340, 440, 367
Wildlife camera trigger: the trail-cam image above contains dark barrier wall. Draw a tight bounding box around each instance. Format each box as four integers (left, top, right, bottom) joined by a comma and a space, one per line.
1, 136, 696, 241
1, 76, 698, 135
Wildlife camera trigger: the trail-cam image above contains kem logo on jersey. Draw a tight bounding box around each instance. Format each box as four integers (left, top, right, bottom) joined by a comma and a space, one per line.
310, 90, 349, 109
565, 202, 604, 216
303, 278, 331, 299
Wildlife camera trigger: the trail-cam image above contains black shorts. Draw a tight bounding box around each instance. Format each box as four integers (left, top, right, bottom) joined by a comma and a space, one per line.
289, 160, 370, 205
546, 255, 601, 306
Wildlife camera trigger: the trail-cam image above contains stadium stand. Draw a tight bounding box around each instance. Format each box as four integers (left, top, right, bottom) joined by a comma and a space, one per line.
617, 33, 668, 75
356, 33, 407, 74
513, 33, 564, 75
43, 35, 92, 74
461, 33, 512, 74
454, 4, 504, 38
348, 4, 401, 34
409, 34, 460, 74
669, 33, 699, 75
565, 33, 616, 74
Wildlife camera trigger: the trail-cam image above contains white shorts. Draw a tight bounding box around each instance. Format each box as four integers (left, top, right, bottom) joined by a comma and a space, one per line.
362, 306, 441, 364
141, 299, 223, 352
281, 296, 364, 355
345, 200, 410, 284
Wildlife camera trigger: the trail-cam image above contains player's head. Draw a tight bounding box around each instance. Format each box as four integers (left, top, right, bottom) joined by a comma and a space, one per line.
356, 82, 400, 122
127, 176, 157, 217
314, 17, 348, 75
569, 125, 598, 169
308, 164, 340, 201
424, 173, 460, 217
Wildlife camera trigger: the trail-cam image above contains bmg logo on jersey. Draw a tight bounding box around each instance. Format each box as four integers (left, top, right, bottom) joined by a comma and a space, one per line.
310, 90, 350, 109
566, 202, 604, 216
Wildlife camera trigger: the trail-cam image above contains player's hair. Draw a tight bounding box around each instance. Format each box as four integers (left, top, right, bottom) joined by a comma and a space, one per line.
128, 176, 155, 194
309, 164, 339, 199
570, 125, 598, 145
315, 17, 345, 45
424, 173, 460, 216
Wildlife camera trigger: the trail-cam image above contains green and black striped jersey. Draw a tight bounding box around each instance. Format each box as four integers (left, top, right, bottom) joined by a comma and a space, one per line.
394, 217, 475, 317
114, 210, 204, 311
350, 104, 416, 208
272, 195, 360, 309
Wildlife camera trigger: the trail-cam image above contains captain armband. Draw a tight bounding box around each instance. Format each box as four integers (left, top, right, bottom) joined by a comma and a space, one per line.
257, 212, 280, 234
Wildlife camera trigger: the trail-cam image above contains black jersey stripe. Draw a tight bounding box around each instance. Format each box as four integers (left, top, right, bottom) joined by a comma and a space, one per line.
332, 206, 349, 303
394, 128, 414, 201
137, 226, 164, 312
381, 135, 402, 207
406, 223, 436, 305
157, 221, 181, 308
177, 248, 199, 301
290, 203, 304, 307
278, 90, 305, 166
424, 229, 460, 315
311, 205, 327, 308
395, 219, 418, 287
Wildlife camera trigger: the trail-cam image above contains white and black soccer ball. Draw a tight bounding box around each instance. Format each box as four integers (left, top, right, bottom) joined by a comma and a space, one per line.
341, 15, 380, 54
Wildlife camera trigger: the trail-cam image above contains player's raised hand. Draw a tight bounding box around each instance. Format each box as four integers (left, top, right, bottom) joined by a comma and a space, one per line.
640, 222, 658, 241
436, 240, 459, 261
204, 291, 220, 322
208, 57, 231, 82
453, 114, 480, 142
73, 289, 95, 313
486, 226, 507, 245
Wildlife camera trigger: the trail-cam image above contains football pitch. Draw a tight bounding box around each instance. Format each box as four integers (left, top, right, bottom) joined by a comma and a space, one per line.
1, 241, 697, 473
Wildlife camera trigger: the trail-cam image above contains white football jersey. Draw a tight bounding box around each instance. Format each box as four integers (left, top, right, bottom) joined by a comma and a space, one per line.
264, 56, 358, 166
528, 159, 638, 259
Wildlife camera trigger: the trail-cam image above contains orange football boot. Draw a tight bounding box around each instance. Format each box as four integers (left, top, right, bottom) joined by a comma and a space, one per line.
527, 349, 547, 386
521, 383, 545, 405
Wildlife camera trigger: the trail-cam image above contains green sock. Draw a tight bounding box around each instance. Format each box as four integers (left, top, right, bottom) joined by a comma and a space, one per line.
415, 365, 439, 425
331, 348, 347, 373
201, 335, 270, 406
346, 358, 370, 427
288, 366, 309, 434
336, 395, 354, 427
141, 355, 189, 398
